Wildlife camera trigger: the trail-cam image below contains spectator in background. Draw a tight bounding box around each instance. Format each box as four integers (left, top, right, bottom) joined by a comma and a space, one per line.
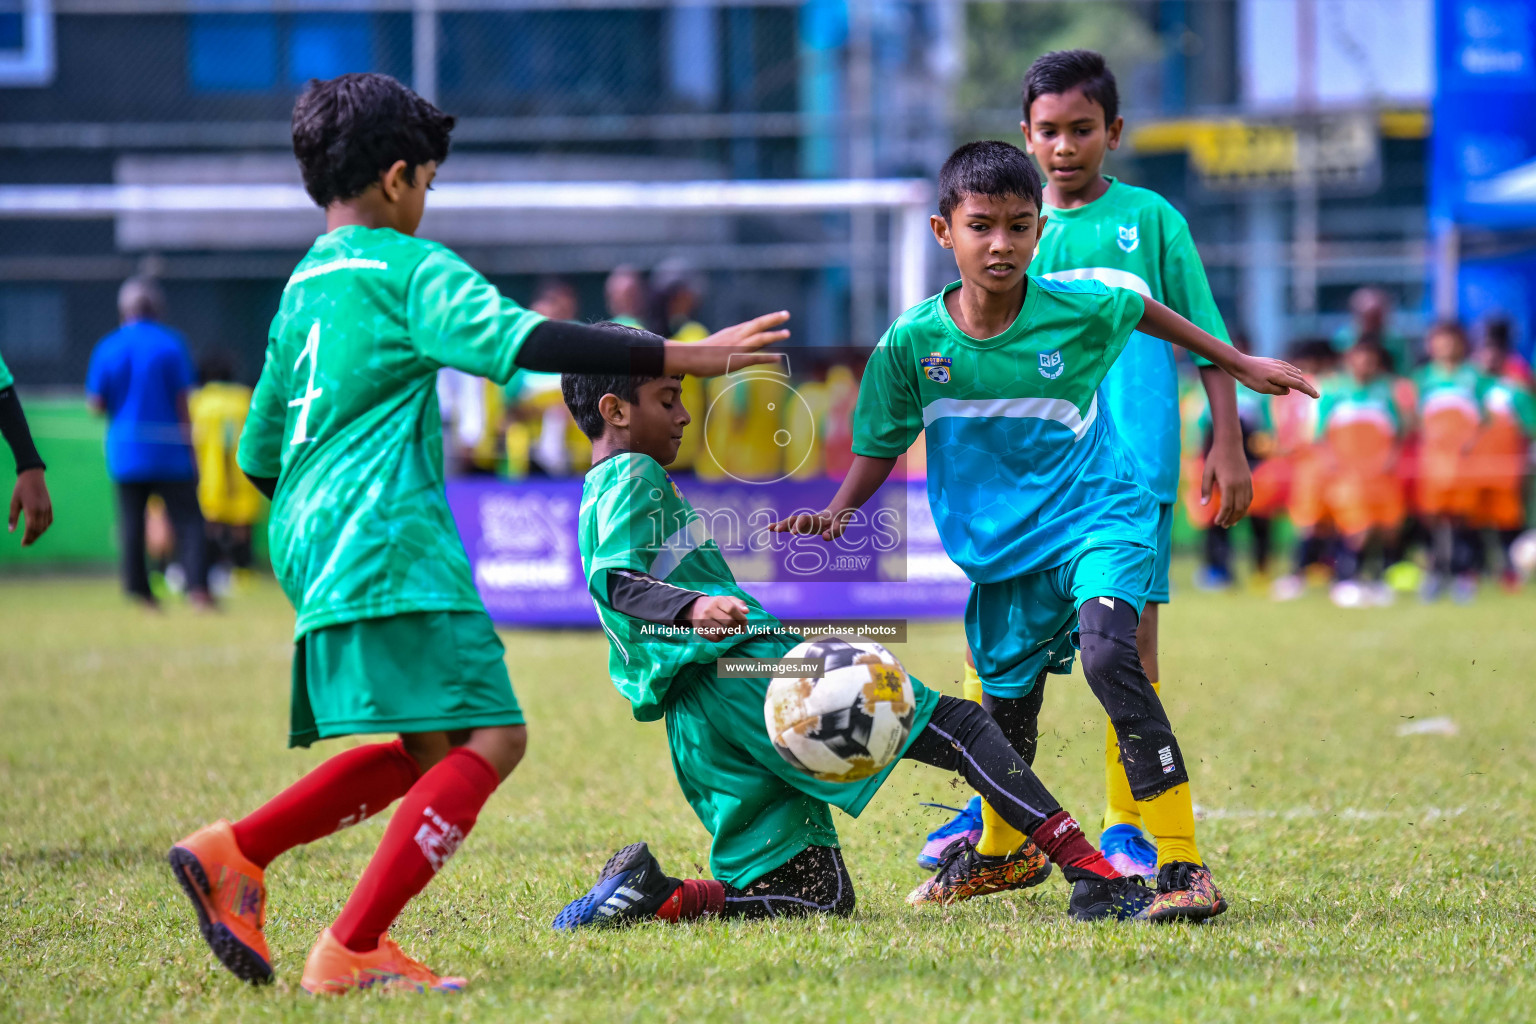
189, 352, 264, 593
1332, 286, 1413, 375
530, 275, 579, 322
0, 345, 53, 546
1476, 317, 1533, 387
86, 276, 213, 609
1416, 322, 1490, 602
647, 259, 709, 342
604, 265, 649, 329
1272, 339, 1342, 601
649, 260, 710, 472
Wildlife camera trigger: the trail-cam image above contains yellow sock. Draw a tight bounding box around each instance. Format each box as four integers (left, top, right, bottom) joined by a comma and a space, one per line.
1136, 782, 1200, 867
976, 796, 1030, 857
962, 661, 984, 704
1103, 680, 1159, 832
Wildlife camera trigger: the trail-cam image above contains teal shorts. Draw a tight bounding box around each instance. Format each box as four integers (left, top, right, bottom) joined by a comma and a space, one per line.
289, 610, 524, 748
663, 635, 941, 888
1149, 502, 1175, 604
965, 543, 1156, 699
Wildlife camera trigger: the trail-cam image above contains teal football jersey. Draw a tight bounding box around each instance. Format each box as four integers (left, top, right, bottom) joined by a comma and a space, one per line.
238, 226, 546, 639
853, 278, 1158, 585
0, 348, 12, 391
1032, 177, 1230, 502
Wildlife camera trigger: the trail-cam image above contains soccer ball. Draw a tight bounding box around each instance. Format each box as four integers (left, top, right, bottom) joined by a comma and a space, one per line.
763, 636, 916, 783
1509, 529, 1536, 581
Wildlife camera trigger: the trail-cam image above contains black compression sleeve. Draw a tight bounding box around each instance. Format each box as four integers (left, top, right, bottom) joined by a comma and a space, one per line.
606, 568, 705, 624
0, 387, 44, 472
515, 320, 667, 376
243, 471, 277, 500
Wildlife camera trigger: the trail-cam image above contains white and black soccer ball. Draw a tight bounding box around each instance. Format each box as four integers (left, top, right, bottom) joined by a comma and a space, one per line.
763, 636, 916, 783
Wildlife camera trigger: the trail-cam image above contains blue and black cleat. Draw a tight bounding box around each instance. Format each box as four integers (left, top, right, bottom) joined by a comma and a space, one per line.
551, 842, 678, 931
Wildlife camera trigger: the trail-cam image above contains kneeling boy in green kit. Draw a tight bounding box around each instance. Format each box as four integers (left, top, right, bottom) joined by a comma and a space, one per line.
551, 327, 1153, 927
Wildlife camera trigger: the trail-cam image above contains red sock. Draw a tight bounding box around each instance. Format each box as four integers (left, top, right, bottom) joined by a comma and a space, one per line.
1031, 811, 1121, 882
231, 740, 421, 869
331, 746, 500, 953
654, 879, 725, 922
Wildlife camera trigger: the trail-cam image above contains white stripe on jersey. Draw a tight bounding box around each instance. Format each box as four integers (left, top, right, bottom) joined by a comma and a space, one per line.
921, 393, 1099, 441
288, 258, 389, 285
649, 516, 707, 581
1039, 266, 1153, 298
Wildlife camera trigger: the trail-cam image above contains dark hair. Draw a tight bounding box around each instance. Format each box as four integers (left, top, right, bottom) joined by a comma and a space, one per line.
291, 73, 455, 208
560, 323, 668, 439
198, 351, 238, 385
1022, 49, 1119, 125
1348, 339, 1388, 368
938, 140, 1044, 219
1483, 316, 1513, 354
1286, 337, 1340, 365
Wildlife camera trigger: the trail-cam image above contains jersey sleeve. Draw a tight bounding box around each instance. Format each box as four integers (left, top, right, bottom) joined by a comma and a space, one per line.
0, 348, 13, 391
851, 326, 924, 458
1088, 282, 1147, 373
406, 249, 547, 385
236, 333, 289, 479
1159, 210, 1230, 367
585, 457, 674, 582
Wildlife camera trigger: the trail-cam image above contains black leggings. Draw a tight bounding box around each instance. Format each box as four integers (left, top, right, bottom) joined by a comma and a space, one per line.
115, 479, 209, 599
718, 695, 1068, 917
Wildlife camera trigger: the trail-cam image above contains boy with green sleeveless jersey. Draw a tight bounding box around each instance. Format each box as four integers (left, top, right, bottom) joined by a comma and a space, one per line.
550, 324, 1157, 929
778, 141, 1315, 919
166, 73, 791, 995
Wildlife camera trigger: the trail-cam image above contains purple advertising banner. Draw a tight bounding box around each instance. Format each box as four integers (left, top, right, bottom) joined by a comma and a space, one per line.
446, 476, 971, 627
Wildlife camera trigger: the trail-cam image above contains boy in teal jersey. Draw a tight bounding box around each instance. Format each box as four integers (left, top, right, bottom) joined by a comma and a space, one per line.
932, 49, 1254, 878
166, 73, 791, 995
777, 141, 1315, 920
550, 324, 1157, 929
0, 348, 53, 546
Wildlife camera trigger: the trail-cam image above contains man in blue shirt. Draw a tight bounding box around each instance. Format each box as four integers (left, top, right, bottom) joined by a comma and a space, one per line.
86, 277, 212, 607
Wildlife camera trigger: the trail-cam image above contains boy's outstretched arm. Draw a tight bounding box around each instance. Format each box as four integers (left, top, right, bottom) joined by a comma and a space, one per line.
769, 454, 898, 541
1199, 368, 1252, 529
1137, 298, 1319, 400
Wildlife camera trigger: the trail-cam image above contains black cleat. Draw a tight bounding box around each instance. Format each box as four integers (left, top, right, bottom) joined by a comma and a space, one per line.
1069, 874, 1156, 922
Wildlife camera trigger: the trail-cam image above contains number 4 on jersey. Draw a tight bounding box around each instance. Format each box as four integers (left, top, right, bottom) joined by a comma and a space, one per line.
289, 322, 324, 446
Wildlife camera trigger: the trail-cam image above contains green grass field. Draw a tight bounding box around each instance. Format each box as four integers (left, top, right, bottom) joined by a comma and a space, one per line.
2, 573, 1533, 1023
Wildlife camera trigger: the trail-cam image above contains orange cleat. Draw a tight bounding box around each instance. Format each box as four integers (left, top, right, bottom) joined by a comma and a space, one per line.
301, 928, 467, 995
168, 819, 273, 984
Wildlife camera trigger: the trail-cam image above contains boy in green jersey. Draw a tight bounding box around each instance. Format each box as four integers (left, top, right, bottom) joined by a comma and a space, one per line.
166, 73, 791, 995
0, 348, 53, 546
777, 141, 1315, 919
927, 50, 1255, 879
550, 324, 1158, 929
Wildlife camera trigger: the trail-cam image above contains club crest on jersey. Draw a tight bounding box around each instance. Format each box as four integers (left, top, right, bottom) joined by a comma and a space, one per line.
920, 353, 953, 384
1039, 350, 1064, 380
1117, 224, 1139, 253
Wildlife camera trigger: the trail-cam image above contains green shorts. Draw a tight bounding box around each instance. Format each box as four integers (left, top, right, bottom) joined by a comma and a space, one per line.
289, 610, 524, 748
663, 636, 940, 888
966, 542, 1155, 699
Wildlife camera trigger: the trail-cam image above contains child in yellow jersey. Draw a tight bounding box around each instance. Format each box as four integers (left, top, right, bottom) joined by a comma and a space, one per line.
189, 354, 265, 583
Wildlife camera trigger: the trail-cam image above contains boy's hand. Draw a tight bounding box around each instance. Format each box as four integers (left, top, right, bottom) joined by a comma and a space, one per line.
683, 595, 750, 641
1230, 355, 1320, 399
663, 311, 791, 378
1202, 437, 1252, 529
9, 468, 52, 547
768, 509, 848, 542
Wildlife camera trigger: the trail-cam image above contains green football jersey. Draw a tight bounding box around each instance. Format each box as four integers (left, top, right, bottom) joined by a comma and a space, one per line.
579, 451, 781, 722
1031, 177, 1230, 502
1414, 363, 1491, 422
1486, 377, 1536, 436
852, 277, 1155, 585
1313, 374, 1403, 439
238, 226, 545, 639
0, 347, 13, 390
